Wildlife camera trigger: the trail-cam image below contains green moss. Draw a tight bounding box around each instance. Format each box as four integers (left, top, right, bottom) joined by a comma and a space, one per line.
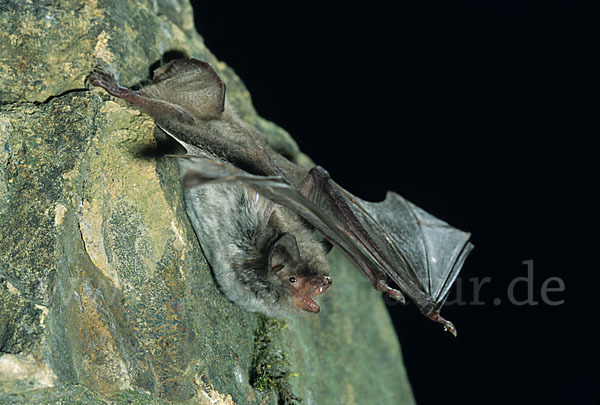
116, 389, 167, 404
250, 316, 300, 404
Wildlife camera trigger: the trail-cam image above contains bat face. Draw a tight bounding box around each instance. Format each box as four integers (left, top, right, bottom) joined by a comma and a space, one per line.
270, 262, 332, 314
290, 275, 332, 314
271, 269, 332, 314
268, 233, 332, 314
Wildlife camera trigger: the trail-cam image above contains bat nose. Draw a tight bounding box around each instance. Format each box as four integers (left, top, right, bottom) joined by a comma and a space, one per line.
323, 276, 332, 285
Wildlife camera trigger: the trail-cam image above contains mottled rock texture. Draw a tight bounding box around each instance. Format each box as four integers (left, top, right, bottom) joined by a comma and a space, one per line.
0, 1, 414, 403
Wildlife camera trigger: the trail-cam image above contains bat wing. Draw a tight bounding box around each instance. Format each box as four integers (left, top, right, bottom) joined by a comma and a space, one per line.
140, 58, 226, 119
175, 156, 473, 335
87, 58, 226, 127
353, 192, 474, 321
300, 168, 474, 335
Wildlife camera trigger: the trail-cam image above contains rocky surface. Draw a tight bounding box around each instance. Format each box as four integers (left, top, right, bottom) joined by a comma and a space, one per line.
0, 1, 414, 403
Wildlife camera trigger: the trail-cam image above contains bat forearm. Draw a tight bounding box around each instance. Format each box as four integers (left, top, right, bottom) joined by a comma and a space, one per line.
264, 150, 309, 186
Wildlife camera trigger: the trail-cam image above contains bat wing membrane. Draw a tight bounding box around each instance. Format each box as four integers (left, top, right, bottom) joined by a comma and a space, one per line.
140, 58, 226, 119
359, 194, 474, 312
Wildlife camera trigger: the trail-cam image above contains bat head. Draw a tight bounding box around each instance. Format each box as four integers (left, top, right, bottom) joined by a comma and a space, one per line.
268, 233, 332, 314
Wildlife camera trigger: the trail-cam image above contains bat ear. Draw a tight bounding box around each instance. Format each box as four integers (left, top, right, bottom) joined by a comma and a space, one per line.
268, 233, 300, 273
320, 238, 333, 254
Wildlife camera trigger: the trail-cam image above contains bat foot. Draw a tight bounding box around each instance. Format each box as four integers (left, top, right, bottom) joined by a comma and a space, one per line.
429, 312, 457, 337
87, 67, 132, 99
377, 280, 406, 304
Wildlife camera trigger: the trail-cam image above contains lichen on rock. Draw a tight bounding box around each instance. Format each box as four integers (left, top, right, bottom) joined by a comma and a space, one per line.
0, 1, 414, 404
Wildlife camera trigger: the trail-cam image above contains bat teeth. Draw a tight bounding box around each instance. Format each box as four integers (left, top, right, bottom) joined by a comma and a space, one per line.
313, 286, 327, 296
311, 277, 332, 296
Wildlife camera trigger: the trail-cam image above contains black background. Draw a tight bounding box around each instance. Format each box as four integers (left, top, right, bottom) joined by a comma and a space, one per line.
191, 1, 595, 404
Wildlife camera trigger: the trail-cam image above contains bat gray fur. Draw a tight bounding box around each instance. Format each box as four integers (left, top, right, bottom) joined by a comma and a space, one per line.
178, 145, 331, 318
179, 153, 332, 317
163, 103, 332, 318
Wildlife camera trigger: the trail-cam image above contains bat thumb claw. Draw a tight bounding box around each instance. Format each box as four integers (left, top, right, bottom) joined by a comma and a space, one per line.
429, 312, 457, 337
444, 322, 457, 337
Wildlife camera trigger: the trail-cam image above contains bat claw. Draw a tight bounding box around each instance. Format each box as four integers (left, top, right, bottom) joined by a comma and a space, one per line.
429, 312, 457, 337
377, 280, 406, 304
87, 67, 131, 99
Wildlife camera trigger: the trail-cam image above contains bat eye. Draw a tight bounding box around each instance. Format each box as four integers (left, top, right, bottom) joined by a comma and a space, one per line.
288, 276, 297, 284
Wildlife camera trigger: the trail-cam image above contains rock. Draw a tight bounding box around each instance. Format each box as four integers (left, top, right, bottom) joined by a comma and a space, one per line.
0, 1, 414, 403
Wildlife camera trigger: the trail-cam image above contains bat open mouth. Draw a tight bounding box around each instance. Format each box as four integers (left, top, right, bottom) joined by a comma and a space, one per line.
296, 277, 332, 313
312, 284, 330, 296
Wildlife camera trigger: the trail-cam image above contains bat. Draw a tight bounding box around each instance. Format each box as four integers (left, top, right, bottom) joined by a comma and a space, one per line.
179, 158, 334, 318
87, 58, 474, 336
